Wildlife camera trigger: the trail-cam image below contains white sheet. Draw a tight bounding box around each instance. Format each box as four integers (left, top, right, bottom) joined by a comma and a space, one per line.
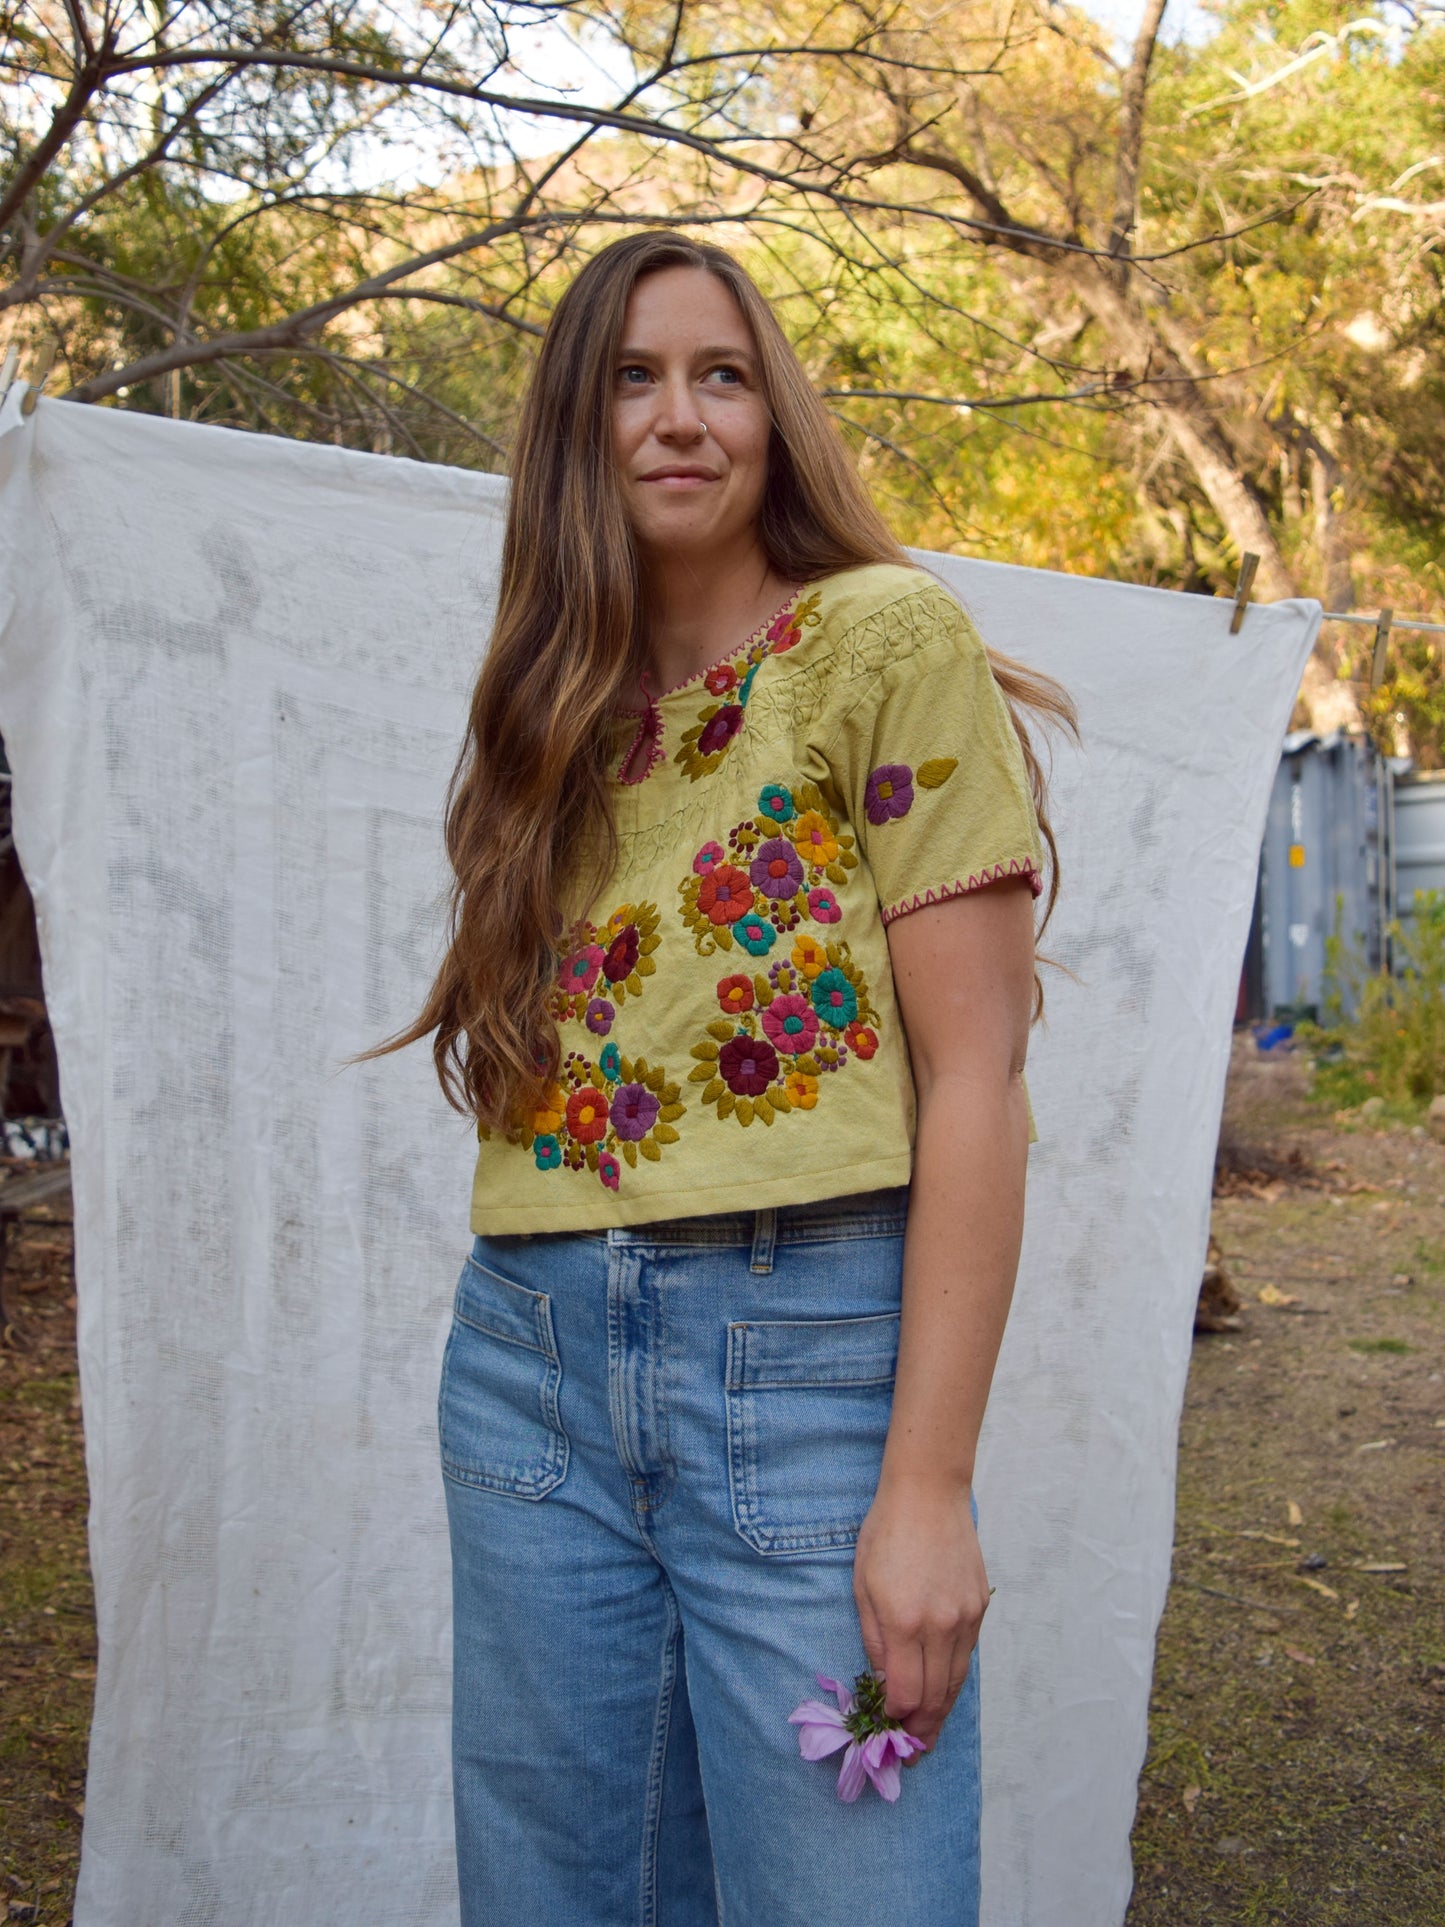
0, 387, 1319, 1926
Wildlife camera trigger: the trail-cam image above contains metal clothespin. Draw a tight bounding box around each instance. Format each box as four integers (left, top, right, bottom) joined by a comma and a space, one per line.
19, 341, 56, 418
1229, 553, 1260, 634
0, 344, 17, 405
1369, 608, 1394, 690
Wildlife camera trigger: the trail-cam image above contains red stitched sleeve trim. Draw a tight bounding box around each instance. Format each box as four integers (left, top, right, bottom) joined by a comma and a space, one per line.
880, 858, 1044, 925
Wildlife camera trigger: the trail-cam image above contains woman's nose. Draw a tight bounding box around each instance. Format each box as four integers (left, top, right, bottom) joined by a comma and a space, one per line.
653, 372, 701, 444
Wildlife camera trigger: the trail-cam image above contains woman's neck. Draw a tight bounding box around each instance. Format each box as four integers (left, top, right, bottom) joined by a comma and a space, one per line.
638, 538, 794, 695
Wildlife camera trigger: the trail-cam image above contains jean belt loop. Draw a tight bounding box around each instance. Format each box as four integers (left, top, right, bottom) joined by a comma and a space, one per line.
749, 1207, 777, 1275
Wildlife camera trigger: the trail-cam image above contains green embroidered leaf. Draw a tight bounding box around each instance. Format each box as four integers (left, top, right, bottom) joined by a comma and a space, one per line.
717, 1090, 736, 1119
626, 971, 643, 996
585, 1144, 599, 1171
692, 1040, 719, 1061
754, 975, 773, 1005
639, 1138, 662, 1162
715, 925, 734, 951
622, 1140, 638, 1168
660, 1084, 681, 1105
736, 1097, 754, 1127
636, 952, 657, 975
917, 757, 958, 789
707, 1019, 736, 1043
688, 1064, 714, 1083
621, 1056, 635, 1081
771, 1085, 792, 1111
754, 1095, 774, 1126
588, 1067, 606, 1092
795, 1054, 819, 1076
824, 862, 846, 886
660, 1102, 686, 1121
652, 1123, 679, 1144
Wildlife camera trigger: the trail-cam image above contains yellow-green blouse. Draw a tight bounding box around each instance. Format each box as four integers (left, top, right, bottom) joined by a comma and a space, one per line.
469, 562, 1044, 1234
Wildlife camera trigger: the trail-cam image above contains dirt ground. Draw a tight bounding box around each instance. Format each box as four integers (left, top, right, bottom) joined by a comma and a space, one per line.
1, 1039, 1442, 1924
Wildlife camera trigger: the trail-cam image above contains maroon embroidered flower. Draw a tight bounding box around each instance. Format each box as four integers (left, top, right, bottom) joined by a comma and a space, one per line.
598, 1150, 621, 1191
761, 993, 819, 1056
698, 864, 753, 925
807, 886, 842, 924
602, 923, 641, 983
719, 1034, 780, 1097
559, 943, 604, 996
609, 1082, 660, 1142
697, 705, 744, 756
704, 663, 739, 696
694, 840, 726, 876
751, 837, 805, 901
585, 997, 615, 1036
864, 764, 914, 825
566, 1087, 609, 1145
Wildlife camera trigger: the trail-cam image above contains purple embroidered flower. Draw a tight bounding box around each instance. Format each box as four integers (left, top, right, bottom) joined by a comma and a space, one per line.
697, 705, 744, 756
694, 841, 726, 876
864, 764, 915, 825
761, 993, 819, 1057
598, 1150, 621, 1191
750, 837, 805, 901
585, 998, 615, 1037
788, 1673, 925, 1805
718, 1034, 780, 1097
807, 886, 842, 924
559, 944, 604, 995
609, 1082, 660, 1141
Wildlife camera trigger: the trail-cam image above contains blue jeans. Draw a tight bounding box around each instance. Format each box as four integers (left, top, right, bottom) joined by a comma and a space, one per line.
440, 1187, 981, 1925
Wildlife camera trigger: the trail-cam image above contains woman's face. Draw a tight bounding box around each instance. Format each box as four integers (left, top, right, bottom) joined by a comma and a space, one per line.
611, 266, 773, 564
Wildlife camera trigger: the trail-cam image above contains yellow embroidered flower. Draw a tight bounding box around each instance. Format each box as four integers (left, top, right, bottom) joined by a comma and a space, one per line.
791, 934, 828, 980
532, 1083, 566, 1135
783, 1070, 819, 1111
790, 811, 838, 866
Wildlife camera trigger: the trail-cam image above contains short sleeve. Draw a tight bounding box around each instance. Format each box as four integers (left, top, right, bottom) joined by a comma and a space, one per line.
825, 581, 1045, 926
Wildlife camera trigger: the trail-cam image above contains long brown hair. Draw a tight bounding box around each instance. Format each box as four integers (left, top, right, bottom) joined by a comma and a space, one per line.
374, 231, 1075, 1126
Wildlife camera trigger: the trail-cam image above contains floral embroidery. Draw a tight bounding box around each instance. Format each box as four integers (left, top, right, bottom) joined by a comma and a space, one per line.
674, 590, 822, 783
688, 939, 877, 1127
678, 780, 859, 957
513, 1049, 685, 1186
863, 756, 959, 826
551, 901, 661, 1035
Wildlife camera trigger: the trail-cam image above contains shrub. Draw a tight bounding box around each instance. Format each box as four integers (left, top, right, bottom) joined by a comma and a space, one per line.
1306, 890, 1445, 1110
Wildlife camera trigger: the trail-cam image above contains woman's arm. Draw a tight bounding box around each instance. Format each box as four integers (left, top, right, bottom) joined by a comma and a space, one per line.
852, 874, 1036, 1750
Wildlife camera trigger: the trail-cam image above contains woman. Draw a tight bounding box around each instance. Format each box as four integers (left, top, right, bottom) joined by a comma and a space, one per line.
386, 231, 1072, 1925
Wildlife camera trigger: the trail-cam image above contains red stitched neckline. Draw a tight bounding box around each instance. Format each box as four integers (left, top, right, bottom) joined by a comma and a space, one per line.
613, 582, 809, 724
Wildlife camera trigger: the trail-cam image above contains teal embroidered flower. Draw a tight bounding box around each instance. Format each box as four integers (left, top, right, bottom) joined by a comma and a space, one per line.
599, 1042, 622, 1083
759, 783, 794, 823
534, 1134, 563, 1171
811, 968, 858, 1030
737, 913, 777, 956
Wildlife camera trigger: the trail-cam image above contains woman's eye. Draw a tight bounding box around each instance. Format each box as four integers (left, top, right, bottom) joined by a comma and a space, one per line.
708, 365, 743, 385
617, 365, 651, 385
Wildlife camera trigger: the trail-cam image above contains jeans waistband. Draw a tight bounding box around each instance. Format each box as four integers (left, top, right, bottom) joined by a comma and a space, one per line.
601, 1185, 909, 1253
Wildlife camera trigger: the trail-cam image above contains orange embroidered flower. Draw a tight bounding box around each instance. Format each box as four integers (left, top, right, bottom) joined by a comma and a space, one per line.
845, 1022, 879, 1060
565, 1087, 609, 1145
717, 974, 755, 1016
532, 1083, 566, 1135
790, 811, 838, 866
697, 863, 753, 925
783, 1069, 819, 1110
791, 934, 828, 980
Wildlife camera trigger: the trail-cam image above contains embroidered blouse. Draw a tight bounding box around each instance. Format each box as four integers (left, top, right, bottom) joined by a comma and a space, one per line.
469, 562, 1045, 1234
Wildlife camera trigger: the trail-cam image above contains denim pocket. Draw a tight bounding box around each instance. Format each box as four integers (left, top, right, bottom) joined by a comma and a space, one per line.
725, 1313, 899, 1555
438, 1255, 568, 1499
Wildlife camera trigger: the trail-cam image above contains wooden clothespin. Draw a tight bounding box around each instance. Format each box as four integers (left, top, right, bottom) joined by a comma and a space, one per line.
19, 341, 56, 418
1369, 608, 1394, 690
0, 343, 17, 405
1229, 552, 1260, 634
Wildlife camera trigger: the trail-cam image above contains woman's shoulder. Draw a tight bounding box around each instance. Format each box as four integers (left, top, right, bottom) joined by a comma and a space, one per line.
805, 562, 978, 678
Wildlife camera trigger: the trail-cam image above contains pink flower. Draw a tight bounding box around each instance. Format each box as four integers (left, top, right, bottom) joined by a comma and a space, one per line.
761, 992, 818, 1056
694, 841, 726, 876
788, 1672, 925, 1804
807, 886, 842, 924
598, 1150, 620, 1191
559, 944, 603, 995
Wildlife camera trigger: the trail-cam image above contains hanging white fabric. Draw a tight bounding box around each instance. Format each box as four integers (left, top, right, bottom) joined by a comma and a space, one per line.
0, 389, 1319, 1927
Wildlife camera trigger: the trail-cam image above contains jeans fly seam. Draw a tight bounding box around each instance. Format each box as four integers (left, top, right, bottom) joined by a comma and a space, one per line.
638, 1572, 683, 1927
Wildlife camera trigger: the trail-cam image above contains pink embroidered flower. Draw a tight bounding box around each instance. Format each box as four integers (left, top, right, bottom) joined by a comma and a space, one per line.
767, 605, 801, 647
750, 837, 805, 901
559, 944, 604, 995
585, 997, 615, 1036
565, 1087, 609, 1145
697, 705, 744, 756
807, 885, 842, 924
704, 663, 738, 696
845, 1021, 879, 1061
697, 864, 753, 925
602, 924, 641, 983
598, 1150, 621, 1191
609, 1082, 660, 1142
717, 974, 755, 1017
718, 1034, 779, 1097
694, 841, 726, 876
762, 993, 819, 1056
788, 1673, 925, 1804
865, 764, 914, 825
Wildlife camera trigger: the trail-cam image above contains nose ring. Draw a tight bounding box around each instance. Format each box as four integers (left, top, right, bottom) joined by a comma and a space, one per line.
694, 421, 708, 439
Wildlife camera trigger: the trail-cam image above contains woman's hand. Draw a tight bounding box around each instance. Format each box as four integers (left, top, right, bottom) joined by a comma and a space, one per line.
852, 1472, 990, 1752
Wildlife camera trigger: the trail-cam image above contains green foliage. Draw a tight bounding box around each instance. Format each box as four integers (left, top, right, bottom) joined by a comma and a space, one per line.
1308, 889, 1445, 1109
